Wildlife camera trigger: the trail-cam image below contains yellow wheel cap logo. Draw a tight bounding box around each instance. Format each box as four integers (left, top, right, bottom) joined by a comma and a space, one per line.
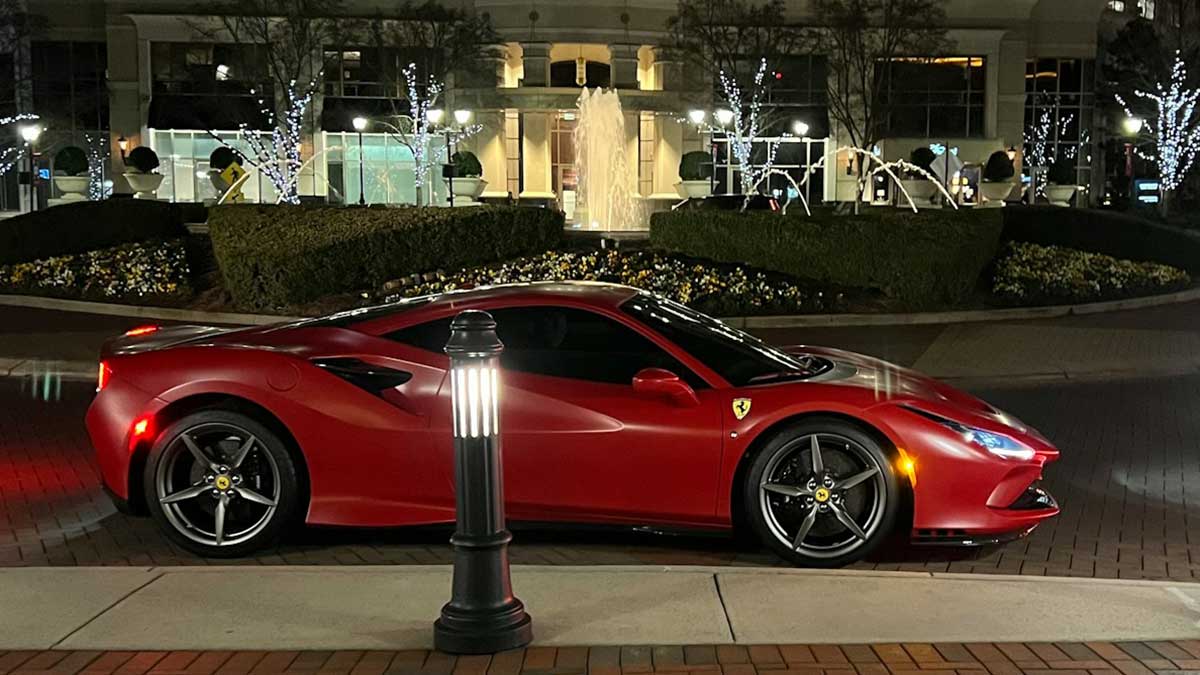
215, 476, 231, 490
732, 398, 752, 420
814, 487, 831, 503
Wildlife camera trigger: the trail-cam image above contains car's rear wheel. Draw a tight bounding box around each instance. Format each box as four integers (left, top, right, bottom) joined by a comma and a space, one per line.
144, 410, 301, 558
744, 418, 899, 567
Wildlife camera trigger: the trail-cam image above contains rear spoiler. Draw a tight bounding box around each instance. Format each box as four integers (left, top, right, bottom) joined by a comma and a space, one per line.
100, 325, 238, 360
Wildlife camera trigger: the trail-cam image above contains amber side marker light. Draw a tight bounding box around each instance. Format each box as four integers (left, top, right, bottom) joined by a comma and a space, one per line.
897, 448, 917, 487
124, 325, 159, 337
129, 416, 154, 450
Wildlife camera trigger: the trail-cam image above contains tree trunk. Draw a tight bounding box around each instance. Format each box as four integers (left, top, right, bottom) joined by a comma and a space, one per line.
1160, 188, 1173, 219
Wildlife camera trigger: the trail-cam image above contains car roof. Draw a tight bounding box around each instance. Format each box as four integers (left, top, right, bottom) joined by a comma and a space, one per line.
298, 281, 645, 331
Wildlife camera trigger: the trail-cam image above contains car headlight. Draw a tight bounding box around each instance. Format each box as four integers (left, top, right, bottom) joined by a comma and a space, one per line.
903, 406, 1035, 461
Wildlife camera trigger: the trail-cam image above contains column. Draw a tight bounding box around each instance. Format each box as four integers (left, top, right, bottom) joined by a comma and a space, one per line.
520, 111, 553, 199
609, 44, 641, 90
520, 42, 551, 87
467, 111, 508, 199
654, 115, 684, 197
650, 48, 683, 92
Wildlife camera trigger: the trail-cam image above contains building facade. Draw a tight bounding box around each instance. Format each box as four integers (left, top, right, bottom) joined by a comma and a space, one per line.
17, 0, 1112, 218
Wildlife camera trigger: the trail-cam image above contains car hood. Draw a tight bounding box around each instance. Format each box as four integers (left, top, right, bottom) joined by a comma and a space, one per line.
784, 345, 1032, 435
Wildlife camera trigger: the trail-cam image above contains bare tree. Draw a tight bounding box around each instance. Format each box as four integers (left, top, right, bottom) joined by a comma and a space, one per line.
810, 0, 950, 211
666, 0, 806, 94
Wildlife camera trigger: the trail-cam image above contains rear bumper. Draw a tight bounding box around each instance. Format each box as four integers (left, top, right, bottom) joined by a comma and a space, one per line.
86, 377, 165, 502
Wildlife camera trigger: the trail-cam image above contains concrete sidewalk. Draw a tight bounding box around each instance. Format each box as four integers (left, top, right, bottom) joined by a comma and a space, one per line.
3, 566, 1199, 651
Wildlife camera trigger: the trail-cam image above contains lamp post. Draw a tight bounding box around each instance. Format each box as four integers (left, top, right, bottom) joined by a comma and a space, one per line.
434, 310, 533, 654
1122, 115, 1144, 208
19, 123, 42, 212
352, 116, 368, 206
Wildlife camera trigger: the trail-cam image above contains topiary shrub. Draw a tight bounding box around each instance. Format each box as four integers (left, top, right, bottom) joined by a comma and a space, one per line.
650, 208, 1004, 309
209, 205, 565, 309
1048, 158, 1076, 185
982, 150, 1015, 182
0, 200, 192, 265
126, 146, 160, 173
451, 151, 483, 177
53, 146, 88, 176
908, 147, 937, 177
209, 146, 244, 172
679, 151, 713, 181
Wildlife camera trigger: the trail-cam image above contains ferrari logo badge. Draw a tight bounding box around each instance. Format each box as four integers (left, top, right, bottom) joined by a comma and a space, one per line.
215, 475, 232, 491
814, 487, 831, 503
732, 398, 752, 420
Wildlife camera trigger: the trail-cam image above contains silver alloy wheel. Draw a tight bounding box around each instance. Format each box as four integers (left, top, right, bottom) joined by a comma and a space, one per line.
758, 432, 887, 559
154, 421, 280, 548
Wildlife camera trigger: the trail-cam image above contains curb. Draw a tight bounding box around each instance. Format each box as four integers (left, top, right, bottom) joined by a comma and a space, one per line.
3, 286, 1200, 330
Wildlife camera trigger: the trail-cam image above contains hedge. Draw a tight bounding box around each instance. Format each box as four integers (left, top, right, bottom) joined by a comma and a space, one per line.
209, 204, 565, 309
0, 200, 193, 266
1002, 207, 1200, 274
649, 208, 1004, 308
0, 238, 191, 302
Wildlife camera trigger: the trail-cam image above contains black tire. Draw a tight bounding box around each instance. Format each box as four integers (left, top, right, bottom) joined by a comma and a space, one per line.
143, 409, 302, 558
743, 418, 899, 568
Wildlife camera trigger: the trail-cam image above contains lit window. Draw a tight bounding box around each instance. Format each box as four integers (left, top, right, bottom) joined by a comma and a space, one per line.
1108, 1, 1126, 11
1138, 0, 1155, 18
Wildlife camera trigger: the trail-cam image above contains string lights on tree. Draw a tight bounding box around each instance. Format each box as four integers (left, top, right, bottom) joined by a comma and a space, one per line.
717, 59, 783, 200
84, 132, 110, 201
207, 79, 316, 205
380, 63, 480, 206
0, 113, 40, 176
1118, 51, 1200, 213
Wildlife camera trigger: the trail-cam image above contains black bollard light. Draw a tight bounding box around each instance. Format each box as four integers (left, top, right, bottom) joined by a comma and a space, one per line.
434, 310, 533, 654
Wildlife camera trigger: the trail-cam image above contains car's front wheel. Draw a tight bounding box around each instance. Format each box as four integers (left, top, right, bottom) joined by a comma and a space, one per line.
744, 418, 899, 567
143, 410, 302, 558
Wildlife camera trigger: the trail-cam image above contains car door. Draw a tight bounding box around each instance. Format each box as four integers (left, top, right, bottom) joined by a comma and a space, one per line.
388, 305, 726, 525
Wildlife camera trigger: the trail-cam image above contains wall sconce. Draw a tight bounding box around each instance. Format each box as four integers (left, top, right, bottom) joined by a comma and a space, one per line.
117, 136, 129, 162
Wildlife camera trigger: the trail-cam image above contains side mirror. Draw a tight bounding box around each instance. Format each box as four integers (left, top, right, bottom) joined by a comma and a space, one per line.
632, 367, 699, 407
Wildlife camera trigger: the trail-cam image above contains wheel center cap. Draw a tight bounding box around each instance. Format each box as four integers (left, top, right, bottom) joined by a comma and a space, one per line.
214, 475, 232, 491
814, 487, 831, 503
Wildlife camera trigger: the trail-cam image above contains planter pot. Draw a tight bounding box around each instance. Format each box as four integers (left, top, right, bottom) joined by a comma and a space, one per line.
978, 181, 1014, 208
124, 172, 164, 199
53, 175, 90, 202
675, 180, 713, 200
898, 179, 938, 208
449, 176, 487, 201
1045, 184, 1078, 207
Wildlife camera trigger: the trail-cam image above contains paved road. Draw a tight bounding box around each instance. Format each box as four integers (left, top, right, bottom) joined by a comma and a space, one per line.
3, 370, 1198, 579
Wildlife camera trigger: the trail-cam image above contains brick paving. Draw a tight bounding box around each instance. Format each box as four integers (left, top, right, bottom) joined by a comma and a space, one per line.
5, 372, 1200, 579
0, 642, 1198, 675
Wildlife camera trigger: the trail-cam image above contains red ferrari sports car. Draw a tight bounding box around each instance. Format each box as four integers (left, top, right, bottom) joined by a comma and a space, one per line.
87, 282, 1059, 565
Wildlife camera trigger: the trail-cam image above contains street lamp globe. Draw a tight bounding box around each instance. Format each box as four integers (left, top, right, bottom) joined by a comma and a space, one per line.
1123, 116, 1144, 136
426, 108, 445, 125
352, 116, 369, 132
792, 120, 810, 137
715, 109, 734, 126
19, 124, 42, 143
688, 109, 707, 125
453, 109, 473, 125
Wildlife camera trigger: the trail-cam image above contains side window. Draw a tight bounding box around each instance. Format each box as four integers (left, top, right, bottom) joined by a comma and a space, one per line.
387, 307, 705, 388
489, 306, 705, 388
387, 316, 454, 354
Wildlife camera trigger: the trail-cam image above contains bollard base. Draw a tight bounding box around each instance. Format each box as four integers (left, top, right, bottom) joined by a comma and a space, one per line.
434, 599, 533, 654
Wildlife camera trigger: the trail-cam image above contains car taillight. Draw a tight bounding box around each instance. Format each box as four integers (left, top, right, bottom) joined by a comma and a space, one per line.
124, 325, 159, 337
97, 362, 112, 392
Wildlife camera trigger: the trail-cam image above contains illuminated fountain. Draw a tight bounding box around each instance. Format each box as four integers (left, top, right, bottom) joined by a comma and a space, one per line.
573, 88, 640, 230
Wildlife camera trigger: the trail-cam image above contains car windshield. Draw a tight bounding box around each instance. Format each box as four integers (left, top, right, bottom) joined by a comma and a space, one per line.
621, 293, 828, 387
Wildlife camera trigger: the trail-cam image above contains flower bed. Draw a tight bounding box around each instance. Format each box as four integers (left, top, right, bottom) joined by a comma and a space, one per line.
0, 238, 191, 302
992, 242, 1190, 305
379, 249, 855, 316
